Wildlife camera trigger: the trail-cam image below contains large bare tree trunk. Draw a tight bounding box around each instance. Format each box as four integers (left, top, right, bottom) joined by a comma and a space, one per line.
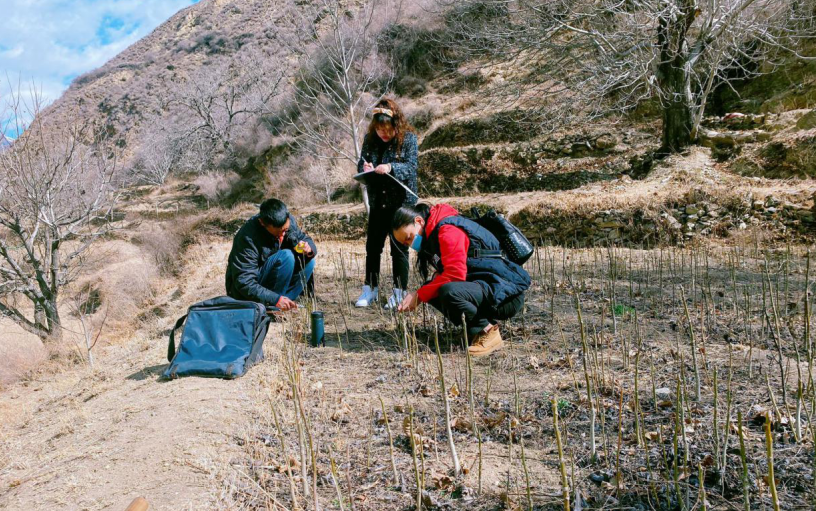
444, 0, 815, 164
659, 58, 694, 152
656, 2, 695, 153
44, 302, 62, 341
33, 304, 48, 337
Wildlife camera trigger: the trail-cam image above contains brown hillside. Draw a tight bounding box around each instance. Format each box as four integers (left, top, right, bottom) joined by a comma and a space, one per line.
40, 0, 281, 156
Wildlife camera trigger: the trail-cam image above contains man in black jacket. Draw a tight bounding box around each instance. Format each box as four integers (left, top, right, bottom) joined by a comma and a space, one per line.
225, 199, 317, 311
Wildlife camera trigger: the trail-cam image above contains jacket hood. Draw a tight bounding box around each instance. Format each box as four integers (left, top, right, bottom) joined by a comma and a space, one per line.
424, 203, 459, 235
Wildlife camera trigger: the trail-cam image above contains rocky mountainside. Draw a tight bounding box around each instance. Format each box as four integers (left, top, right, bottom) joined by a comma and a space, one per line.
37, 0, 816, 205
39, 0, 281, 152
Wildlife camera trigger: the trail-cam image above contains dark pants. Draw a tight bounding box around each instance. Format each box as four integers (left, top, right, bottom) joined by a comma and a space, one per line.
365, 205, 409, 289
428, 281, 524, 339
259, 249, 316, 301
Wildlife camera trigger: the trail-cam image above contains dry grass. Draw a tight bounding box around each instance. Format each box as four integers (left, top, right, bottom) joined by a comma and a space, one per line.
2, 217, 816, 509
79, 240, 159, 342
212, 239, 816, 510
3, 139, 816, 508
301, 147, 816, 220
0, 320, 47, 386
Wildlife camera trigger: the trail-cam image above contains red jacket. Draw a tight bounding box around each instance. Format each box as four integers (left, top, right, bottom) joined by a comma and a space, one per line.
417, 204, 470, 303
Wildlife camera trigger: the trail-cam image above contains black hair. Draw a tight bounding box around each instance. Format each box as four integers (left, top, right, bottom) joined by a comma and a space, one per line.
391, 203, 432, 280
259, 198, 289, 227
391, 203, 431, 231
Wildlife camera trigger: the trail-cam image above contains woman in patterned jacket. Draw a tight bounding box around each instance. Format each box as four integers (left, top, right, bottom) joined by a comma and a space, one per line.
354, 98, 419, 309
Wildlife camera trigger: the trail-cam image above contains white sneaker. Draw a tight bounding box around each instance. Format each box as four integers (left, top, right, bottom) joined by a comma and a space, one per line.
355, 285, 378, 307
384, 289, 407, 310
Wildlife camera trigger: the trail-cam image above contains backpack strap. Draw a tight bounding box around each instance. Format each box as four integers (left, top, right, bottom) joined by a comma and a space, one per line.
167, 314, 188, 362
469, 248, 505, 259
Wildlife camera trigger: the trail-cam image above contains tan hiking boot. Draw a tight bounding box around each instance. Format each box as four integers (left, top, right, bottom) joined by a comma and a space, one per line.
468, 325, 504, 357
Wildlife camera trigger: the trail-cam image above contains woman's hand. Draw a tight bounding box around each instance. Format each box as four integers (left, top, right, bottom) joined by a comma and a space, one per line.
374, 164, 391, 175
397, 291, 419, 312
363, 162, 374, 172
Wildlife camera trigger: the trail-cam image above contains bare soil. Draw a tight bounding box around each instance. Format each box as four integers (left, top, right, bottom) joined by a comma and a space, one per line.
222, 241, 816, 510
2, 156, 816, 509
0, 324, 289, 510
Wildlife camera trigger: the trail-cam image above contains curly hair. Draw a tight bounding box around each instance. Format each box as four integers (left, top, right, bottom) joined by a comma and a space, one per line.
366, 98, 414, 156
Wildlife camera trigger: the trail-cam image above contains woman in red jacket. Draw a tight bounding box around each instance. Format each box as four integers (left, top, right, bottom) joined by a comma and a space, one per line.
391, 203, 530, 357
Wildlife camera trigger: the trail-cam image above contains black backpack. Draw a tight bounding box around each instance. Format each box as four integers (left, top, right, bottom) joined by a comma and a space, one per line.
163, 296, 272, 379
468, 208, 535, 265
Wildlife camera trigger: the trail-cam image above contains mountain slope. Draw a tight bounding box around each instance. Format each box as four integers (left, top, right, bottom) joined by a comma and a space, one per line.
40, 0, 279, 154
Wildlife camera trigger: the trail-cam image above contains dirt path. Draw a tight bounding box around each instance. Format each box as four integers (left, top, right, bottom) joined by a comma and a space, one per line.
0, 325, 283, 510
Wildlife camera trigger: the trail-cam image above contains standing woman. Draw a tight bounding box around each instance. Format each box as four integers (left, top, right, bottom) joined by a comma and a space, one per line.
355, 99, 418, 309
391, 203, 530, 356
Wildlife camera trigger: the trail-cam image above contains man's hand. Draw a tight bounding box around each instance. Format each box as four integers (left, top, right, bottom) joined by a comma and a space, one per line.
397, 291, 419, 312
374, 164, 391, 175
277, 296, 298, 311
295, 240, 313, 255
363, 162, 374, 172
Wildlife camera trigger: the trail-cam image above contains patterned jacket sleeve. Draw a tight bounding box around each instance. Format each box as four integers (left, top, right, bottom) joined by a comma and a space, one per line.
357, 135, 372, 174
389, 133, 418, 184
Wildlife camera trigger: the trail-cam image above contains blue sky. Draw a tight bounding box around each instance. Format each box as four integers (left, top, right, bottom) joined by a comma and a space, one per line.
1, 0, 200, 137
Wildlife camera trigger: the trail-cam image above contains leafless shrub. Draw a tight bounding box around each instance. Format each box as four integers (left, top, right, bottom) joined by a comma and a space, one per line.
67, 284, 109, 370
378, 22, 453, 80
132, 128, 181, 185
193, 171, 240, 202
406, 105, 436, 133
302, 159, 342, 203
393, 75, 428, 97
133, 225, 184, 277
266, 158, 324, 206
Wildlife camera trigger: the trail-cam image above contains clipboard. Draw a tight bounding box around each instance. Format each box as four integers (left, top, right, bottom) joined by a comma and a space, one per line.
353, 170, 419, 199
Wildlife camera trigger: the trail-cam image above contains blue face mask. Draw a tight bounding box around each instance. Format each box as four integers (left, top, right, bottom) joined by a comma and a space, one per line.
410, 235, 423, 251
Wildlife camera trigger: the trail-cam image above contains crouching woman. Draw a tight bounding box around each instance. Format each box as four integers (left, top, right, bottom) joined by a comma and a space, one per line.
392, 203, 530, 356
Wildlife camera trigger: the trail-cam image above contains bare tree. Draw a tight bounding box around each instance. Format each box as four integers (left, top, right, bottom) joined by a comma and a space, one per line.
141, 47, 286, 178
278, 0, 395, 211
443, 0, 816, 153
0, 87, 121, 340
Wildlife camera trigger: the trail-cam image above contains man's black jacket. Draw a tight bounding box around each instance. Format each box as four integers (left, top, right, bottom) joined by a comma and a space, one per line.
225, 214, 317, 306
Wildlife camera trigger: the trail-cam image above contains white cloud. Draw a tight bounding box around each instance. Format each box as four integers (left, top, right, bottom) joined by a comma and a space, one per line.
0, 0, 199, 106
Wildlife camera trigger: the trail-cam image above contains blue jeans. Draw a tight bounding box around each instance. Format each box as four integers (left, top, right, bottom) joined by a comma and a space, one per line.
259, 249, 316, 302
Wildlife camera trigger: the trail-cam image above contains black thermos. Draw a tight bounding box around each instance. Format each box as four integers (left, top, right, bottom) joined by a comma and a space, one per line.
310, 311, 325, 347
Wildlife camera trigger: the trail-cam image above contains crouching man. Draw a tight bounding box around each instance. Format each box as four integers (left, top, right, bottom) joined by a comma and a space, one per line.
225, 199, 317, 311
